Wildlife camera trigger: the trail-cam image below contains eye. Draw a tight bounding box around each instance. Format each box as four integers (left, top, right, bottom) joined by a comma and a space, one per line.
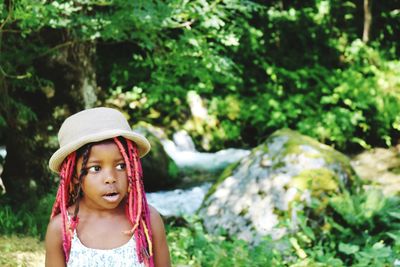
116, 163, 126, 171
88, 165, 101, 172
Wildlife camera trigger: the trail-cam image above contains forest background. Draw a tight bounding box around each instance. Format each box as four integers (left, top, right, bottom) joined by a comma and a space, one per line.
0, 0, 400, 266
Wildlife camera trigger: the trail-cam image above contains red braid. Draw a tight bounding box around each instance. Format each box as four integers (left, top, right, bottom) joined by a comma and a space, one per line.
114, 137, 154, 267
50, 152, 76, 263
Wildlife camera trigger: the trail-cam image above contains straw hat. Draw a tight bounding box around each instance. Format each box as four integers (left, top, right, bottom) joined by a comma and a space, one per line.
49, 107, 151, 173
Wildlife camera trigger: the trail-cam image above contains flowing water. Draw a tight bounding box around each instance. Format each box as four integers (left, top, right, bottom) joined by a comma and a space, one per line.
147, 183, 211, 216
146, 130, 249, 216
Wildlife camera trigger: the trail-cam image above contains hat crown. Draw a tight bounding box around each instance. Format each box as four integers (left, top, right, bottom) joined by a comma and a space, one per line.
49, 107, 151, 173
58, 107, 131, 147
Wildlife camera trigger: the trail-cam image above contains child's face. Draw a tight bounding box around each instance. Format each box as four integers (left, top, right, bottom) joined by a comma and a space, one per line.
76, 141, 128, 210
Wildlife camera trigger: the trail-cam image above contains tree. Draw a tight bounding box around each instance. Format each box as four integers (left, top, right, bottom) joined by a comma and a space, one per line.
363, 0, 372, 43
0, 0, 99, 206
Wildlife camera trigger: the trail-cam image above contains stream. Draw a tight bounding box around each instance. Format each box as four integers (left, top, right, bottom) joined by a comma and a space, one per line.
146, 130, 249, 216
147, 183, 211, 216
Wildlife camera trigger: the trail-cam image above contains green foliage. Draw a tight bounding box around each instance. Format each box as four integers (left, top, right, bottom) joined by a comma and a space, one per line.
97, 1, 400, 151
309, 40, 400, 149
102, 1, 255, 122
0, 206, 24, 235
167, 217, 282, 266
167, 190, 400, 267
2, 0, 400, 153
219, 39, 400, 150
329, 189, 386, 227
0, 194, 55, 239
293, 189, 400, 266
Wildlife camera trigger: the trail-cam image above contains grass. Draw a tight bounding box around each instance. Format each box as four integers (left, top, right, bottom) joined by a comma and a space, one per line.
0, 235, 45, 267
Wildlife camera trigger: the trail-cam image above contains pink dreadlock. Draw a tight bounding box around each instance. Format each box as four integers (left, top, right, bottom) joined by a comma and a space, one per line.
50, 137, 154, 266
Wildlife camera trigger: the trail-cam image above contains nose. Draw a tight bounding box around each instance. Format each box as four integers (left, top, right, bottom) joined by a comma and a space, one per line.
104, 172, 116, 184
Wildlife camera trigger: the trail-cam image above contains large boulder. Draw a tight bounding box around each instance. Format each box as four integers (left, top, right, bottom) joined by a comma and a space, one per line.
199, 129, 361, 243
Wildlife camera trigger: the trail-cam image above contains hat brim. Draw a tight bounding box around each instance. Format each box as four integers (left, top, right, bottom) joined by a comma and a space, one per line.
49, 129, 150, 173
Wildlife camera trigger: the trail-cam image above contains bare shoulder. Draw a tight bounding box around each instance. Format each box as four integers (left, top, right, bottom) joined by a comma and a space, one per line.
149, 205, 164, 229
45, 214, 66, 267
148, 205, 171, 267
46, 213, 62, 242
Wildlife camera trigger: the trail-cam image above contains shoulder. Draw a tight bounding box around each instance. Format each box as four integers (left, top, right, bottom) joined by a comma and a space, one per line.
148, 205, 171, 266
149, 205, 164, 229
45, 214, 66, 267
148, 205, 166, 239
46, 213, 63, 241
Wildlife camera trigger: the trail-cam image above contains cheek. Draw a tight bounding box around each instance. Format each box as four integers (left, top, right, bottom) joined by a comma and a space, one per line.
80, 176, 96, 190
121, 174, 129, 183
119, 174, 129, 187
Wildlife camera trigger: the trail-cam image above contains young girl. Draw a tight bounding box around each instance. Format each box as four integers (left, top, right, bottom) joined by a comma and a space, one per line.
45, 107, 171, 267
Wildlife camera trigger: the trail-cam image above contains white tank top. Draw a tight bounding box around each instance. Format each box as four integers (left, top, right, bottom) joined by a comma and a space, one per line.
67, 231, 146, 267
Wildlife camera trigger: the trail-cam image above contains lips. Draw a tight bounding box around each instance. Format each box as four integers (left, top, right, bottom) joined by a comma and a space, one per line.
102, 191, 120, 202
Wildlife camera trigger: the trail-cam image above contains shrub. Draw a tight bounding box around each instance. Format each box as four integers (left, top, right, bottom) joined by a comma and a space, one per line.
0, 193, 55, 239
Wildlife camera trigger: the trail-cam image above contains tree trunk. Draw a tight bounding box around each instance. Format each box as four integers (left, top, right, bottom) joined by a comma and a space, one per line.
362, 0, 373, 43
64, 40, 98, 109
42, 33, 98, 111
1, 32, 99, 207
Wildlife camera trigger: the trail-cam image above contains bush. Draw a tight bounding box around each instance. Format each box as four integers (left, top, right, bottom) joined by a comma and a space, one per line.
0, 193, 55, 239
167, 216, 282, 267
167, 189, 400, 266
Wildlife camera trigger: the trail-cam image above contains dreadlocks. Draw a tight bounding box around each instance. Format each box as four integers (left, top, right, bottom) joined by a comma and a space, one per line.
114, 137, 154, 266
50, 137, 154, 266
50, 151, 77, 262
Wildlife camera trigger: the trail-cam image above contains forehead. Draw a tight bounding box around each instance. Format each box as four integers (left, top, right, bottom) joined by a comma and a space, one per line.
75, 141, 125, 172
77, 138, 124, 155
89, 141, 122, 156
76, 140, 124, 162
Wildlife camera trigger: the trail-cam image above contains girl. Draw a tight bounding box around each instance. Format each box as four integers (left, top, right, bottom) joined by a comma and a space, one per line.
45, 107, 171, 267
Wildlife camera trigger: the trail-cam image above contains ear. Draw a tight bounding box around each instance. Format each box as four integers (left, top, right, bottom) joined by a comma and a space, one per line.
72, 173, 80, 184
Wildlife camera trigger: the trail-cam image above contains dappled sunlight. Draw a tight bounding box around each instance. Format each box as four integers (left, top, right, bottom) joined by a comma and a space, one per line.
1, 0, 399, 266
0, 236, 45, 267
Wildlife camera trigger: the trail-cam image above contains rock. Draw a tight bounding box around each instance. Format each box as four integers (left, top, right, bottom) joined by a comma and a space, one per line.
350, 147, 400, 196
133, 125, 181, 192
199, 129, 361, 244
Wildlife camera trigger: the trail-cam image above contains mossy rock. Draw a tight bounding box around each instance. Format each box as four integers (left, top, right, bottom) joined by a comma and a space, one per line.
199, 128, 362, 243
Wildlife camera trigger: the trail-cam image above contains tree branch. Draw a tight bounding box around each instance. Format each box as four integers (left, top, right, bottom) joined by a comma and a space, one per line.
362, 0, 373, 43
0, 0, 13, 32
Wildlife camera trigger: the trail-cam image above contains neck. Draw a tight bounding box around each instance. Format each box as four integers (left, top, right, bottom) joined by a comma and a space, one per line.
72, 198, 127, 218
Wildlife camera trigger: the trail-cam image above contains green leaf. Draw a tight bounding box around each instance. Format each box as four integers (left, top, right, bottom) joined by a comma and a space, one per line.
388, 212, 400, 220
338, 242, 359, 255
